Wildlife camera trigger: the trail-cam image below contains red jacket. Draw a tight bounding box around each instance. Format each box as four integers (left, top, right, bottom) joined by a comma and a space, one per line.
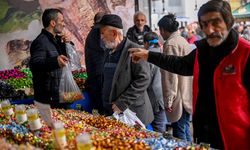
193, 38, 250, 150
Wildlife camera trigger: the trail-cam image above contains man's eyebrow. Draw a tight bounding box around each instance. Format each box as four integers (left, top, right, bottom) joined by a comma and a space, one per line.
201, 17, 221, 23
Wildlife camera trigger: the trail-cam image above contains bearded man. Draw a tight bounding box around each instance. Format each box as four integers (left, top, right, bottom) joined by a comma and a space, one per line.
99, 14, 154, 126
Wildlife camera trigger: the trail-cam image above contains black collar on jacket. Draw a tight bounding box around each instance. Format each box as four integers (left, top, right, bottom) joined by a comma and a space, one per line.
41, 29, 66, 55
132, 25, 151, 33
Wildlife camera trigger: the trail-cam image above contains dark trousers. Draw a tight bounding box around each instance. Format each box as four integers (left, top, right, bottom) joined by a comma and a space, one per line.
172, 109, 192, 142
151, 109, 168, 133
85, 77, 104, 114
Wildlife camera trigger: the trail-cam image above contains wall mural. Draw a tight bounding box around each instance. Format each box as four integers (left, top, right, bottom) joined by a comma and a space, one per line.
0, 0, 135, 70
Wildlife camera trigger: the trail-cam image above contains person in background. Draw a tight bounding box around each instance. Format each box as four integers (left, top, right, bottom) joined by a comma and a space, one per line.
99, 14, 154, 126
179, 26, 188, 39
129, 0, 250, 149
143, 32, 167, 133
127, 11, 152, 45
157, 14, 193, 142
85, 12, 106, 114
242, 25, 250, 41
29, 8, 71, 108
186, 24, 198, 44
233, 24, 244, 36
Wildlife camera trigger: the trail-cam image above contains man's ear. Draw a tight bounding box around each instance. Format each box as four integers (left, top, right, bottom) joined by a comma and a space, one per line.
50, 20, 56, 27
112, 29, 117, 37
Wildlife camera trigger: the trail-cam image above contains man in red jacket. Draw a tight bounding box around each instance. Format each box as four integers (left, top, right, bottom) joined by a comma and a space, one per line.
129, 0, 250, 149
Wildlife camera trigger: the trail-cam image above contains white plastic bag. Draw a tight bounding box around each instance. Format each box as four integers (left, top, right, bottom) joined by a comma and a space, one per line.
59, 63, 83, 103
66, 43, 82, 71
113, 108, 145, 129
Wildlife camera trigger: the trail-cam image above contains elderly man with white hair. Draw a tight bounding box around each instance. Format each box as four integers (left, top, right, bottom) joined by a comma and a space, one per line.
99, 14, 154, 126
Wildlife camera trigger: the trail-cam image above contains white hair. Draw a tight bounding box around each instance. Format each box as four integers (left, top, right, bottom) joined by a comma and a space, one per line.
133, 11, 147, 22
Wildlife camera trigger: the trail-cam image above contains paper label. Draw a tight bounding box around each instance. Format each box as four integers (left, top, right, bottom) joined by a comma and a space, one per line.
34, 101, 53, 127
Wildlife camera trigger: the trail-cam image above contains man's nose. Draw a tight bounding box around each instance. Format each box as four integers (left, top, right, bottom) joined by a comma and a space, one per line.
204, 24, 215, 35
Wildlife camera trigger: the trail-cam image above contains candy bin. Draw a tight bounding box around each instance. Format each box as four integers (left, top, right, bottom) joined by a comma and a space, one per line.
53, 121, 67, 148
27, 108, 42, 131
1, 100, 14, 116
76, 133, 93, 150
15, 105, 27, 124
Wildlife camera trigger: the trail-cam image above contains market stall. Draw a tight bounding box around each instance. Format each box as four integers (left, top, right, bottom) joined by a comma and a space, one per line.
0, 103, 207, 150
232, 2, 250, 22
0, 68, 211, 149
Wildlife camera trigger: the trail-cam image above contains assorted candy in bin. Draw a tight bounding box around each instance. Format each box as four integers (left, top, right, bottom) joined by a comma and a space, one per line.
0, 107, 190, 149
20, 68, 33, 78
140, 136, 192, 150
0, 80, 20, 99
5, 78, 33, 89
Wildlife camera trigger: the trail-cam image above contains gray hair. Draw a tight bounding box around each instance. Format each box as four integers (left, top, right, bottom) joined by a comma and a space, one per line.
133, 11, 147, 23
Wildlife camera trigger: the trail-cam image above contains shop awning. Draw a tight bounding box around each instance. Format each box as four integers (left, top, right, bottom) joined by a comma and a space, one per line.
233, 2, 250, 18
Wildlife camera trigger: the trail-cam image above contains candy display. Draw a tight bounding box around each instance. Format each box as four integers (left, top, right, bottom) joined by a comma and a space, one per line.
20, 68, 33, 78
0, 138, 42, 150
0, 105, 160, 149
0, 69, 26, 80
0, 68, 87, 99
6, 78, 33, 89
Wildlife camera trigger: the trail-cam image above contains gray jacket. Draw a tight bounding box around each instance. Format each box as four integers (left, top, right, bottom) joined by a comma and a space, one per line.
110, 39, 154, 125
147, 47, 165, 113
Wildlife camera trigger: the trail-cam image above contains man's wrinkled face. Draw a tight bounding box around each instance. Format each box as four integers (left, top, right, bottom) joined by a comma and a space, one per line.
135, 14, 146, 31
54, 13, 65, 34
200, 12, 229, 47
100, 26, 117, 49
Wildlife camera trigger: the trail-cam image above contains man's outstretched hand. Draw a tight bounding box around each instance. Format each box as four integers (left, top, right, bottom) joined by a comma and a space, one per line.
129, 48, 149, 63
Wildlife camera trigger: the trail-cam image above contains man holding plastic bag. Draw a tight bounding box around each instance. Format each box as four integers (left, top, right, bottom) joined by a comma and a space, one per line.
30, 8, 82, 108
99, 14, 154, 126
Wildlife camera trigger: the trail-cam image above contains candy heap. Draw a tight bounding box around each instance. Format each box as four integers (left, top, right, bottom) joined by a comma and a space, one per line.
0, 105, 158, 149
0, 69, 26, 80
0, 138, 42, 150
0, 80, 18, 98
0, 68, 33, 98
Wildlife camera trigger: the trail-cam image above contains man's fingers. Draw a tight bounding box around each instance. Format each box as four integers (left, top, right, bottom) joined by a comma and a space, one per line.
128, 48, 141, 53
60, 55, 68, 61
58, 55, 68, 67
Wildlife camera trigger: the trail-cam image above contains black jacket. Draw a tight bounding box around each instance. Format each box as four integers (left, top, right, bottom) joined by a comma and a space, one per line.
126, 25, 152, 45
29, 29, 67, 104
84, 26, 106, 84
